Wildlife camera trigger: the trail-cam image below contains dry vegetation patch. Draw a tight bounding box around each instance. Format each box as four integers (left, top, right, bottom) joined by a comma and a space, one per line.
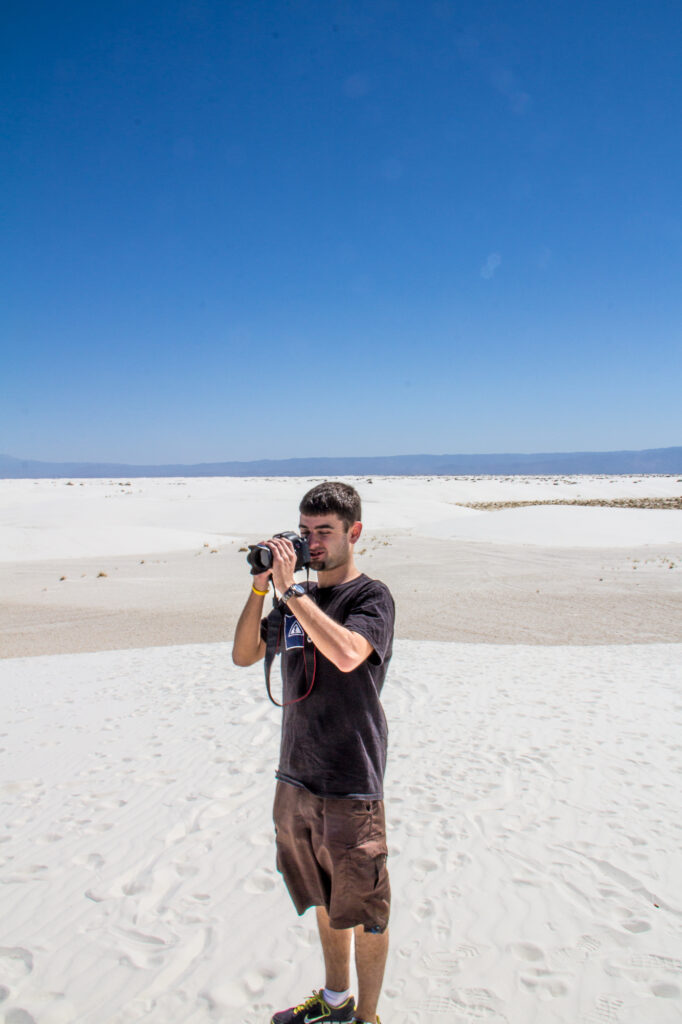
456, 497, 682, 511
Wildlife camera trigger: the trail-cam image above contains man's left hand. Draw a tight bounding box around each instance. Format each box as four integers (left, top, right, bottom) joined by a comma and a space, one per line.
265, 536, 297, 595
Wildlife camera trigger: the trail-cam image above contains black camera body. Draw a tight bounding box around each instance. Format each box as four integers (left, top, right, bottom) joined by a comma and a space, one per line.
247, 531, 311, 576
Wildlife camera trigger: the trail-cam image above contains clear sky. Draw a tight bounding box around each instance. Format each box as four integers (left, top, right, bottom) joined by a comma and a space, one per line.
2, 0, 681, 463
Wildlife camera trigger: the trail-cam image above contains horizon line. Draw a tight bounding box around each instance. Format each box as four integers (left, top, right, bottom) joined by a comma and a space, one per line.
2, 444, 681, 469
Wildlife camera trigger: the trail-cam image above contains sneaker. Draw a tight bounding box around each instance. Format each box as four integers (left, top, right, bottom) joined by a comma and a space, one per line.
270, 990, 356, 1024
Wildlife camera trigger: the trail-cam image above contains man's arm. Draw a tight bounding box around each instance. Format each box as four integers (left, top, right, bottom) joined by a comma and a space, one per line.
266, 536, 373, 673
232, 572, 269, 666
284, 595, 372, 673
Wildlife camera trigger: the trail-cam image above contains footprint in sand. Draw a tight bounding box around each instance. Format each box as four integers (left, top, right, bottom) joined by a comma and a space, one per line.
384, 977, 405, 999
0, 948, 33, 984
447, 851, 472, 873
114, 927, 172, 970
510, 941, 544, 962
242, 964, 278, 996
419, 951, 461, 977
410, 897, 436, 922
244, 869, 276, 894
249, 830, 274, 847
84, 888, 109, 902
550, 934, 601, 967
456, 943, 482, 959
451, 988, 503, 1019
410, 856, 439, 880
201, 978, 257, 1010
397, 940, 420, 959
605, 951, 682, 993
174, 862, 199, 878
650, 982, 680, 998
414, 995, 458, 1013
5, 1010, 37, 1024
72, 852, 105, 869
287, 924, 317, 948
519, 967, 570, 998
582, 995, 624, 1023
620, 917, 651, 933
629, 953, 682, 974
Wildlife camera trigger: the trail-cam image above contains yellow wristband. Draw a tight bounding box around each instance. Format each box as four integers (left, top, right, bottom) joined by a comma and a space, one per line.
251, 584, 269, 597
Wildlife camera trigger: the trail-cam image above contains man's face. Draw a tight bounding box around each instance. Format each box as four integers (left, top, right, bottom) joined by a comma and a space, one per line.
298, 512, 360, 572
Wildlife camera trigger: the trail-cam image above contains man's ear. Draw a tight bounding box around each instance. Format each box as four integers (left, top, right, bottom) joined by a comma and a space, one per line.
349, 521, 363, 544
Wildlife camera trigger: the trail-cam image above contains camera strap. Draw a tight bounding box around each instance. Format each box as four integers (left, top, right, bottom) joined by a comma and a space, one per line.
264, 581, 316, 707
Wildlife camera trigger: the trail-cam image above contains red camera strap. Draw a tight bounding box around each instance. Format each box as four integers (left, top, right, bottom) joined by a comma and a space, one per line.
264, 599, 317, 707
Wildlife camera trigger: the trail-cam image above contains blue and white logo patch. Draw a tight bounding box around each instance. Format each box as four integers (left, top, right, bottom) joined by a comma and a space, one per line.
284, 614, 305, 650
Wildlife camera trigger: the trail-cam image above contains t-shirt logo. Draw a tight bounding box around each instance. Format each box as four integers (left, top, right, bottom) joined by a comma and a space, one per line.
284, 614, 305, 650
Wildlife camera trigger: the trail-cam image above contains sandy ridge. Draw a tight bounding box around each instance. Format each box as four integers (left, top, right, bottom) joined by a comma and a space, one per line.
456, 496, 682, 510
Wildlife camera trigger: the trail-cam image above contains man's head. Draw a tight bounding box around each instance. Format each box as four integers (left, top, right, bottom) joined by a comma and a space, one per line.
298, 482, 362, 575
299, 481, 361, 531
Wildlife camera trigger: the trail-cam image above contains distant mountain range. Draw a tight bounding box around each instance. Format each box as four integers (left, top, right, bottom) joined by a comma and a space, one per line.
1, 447, 681, 478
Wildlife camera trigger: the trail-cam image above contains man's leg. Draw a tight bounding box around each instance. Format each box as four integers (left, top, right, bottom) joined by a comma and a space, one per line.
316, 906, 352, 991
353, 926, 389, 1024
316, 908, 388, 1022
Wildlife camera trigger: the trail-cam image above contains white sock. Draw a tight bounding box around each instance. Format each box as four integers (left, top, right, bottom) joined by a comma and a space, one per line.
323, 987, 351, 1007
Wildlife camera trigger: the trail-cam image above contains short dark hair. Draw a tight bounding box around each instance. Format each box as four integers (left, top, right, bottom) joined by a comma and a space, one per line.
299, 481, 362, 531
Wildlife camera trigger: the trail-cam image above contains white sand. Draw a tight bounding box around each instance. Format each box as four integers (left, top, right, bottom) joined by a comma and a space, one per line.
2, 476, 681, 655
2, 475, 682, 563
1, 476, 681, 1023
2, 643, 681, 1024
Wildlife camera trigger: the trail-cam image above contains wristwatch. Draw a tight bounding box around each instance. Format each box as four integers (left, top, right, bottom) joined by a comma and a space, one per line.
280, 583, 305, 605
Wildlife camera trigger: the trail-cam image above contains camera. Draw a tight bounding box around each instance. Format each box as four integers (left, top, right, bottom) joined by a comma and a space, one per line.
247, 532, 311, 576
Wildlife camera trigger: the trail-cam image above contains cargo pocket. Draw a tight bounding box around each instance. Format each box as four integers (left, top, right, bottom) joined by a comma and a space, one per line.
324, 797, 383, 849
330, 834, 390, 933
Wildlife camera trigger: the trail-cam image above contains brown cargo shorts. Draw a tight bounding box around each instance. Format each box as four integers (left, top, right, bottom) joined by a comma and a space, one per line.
273, 780, 390, 933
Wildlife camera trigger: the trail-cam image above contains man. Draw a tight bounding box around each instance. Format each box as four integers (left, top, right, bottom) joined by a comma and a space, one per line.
232, 481, 395, 1024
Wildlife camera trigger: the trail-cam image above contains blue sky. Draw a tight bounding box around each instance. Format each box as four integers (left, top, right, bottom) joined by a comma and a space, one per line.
2, 0, 681, 463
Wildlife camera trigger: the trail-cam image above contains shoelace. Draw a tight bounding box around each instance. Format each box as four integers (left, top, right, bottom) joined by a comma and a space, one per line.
294, 991, 330, 1015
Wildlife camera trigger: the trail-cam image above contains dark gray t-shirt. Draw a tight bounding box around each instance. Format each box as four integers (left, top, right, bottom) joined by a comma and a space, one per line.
261, 574, 395, 800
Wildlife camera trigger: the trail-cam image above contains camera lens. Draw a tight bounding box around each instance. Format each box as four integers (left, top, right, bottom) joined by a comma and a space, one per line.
247, 544, 272, 574
245, 533, 311, 575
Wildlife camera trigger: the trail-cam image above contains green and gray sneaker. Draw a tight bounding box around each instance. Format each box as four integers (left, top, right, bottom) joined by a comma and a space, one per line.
270, 990, 356, 1024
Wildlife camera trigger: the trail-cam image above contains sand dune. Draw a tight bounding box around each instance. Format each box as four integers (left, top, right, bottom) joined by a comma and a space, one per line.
1, 476, 681, 656
2, 474, 682, 562
1, 476, 681, 1023
1, 641, 681, 1023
